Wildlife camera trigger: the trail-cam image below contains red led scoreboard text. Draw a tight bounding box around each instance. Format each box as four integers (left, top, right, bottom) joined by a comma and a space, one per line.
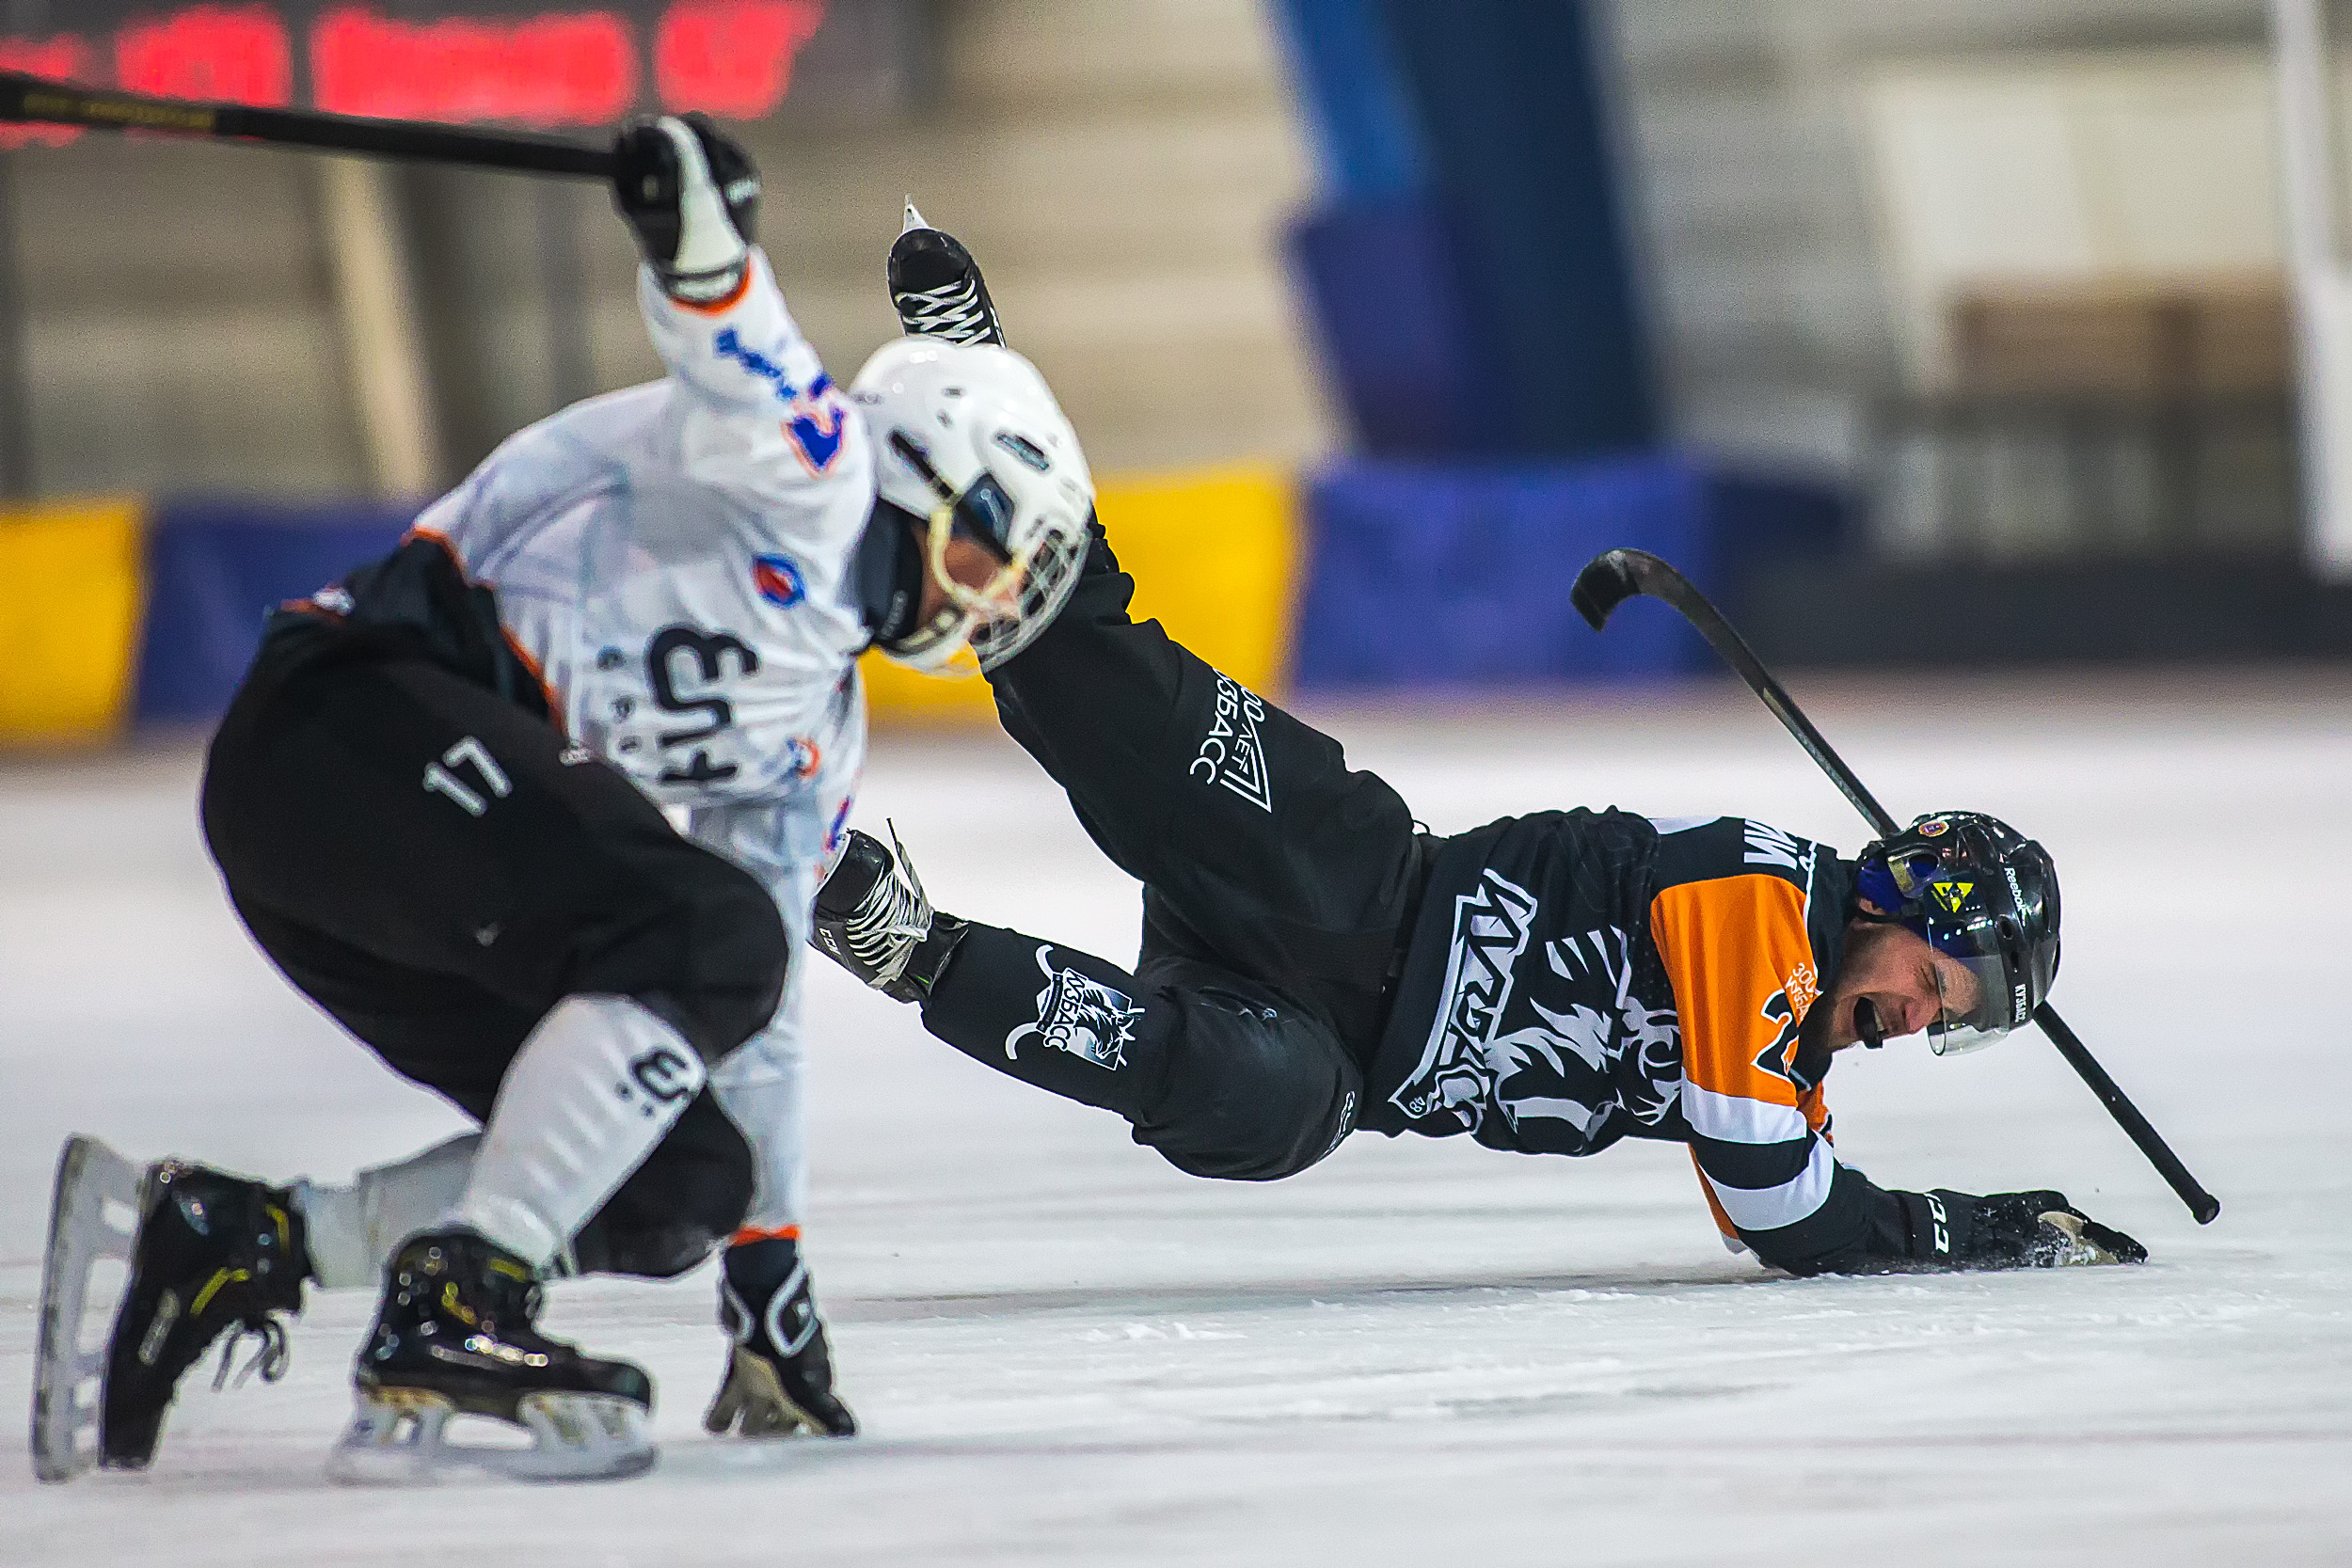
1, 1, 827, 148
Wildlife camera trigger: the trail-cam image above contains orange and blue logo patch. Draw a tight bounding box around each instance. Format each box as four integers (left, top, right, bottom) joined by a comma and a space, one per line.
754, 554, 805, 609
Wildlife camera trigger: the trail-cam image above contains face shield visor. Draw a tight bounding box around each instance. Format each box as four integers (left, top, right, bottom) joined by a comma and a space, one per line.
1919, 910, 2034, 1056
886, 431, 1087, 674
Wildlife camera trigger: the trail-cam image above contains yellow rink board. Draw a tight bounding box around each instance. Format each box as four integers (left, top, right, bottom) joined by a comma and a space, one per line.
0, 499, 146, 744
861, 466, 1300, 722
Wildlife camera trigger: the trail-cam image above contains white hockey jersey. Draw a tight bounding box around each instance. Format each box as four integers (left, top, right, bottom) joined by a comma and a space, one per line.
400, 250, 876, 1230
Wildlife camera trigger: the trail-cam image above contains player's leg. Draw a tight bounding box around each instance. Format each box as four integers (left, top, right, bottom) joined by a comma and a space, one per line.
221, 911, 854, 1445
815, 832, 1359, 1180
890, 215, 1422, 1043
988, 526, 1426, 1044
235, 902, 758, 1284
194, 652, 785, 1478
687, 972, 859, 1438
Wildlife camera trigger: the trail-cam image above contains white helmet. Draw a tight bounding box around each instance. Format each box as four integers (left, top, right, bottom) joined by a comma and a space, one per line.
849, 336, 1094, 672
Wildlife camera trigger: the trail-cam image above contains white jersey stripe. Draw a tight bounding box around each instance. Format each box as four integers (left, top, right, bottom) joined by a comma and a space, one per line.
1701, 1137, 1838, 1232
1682, 1082, 1809, 1145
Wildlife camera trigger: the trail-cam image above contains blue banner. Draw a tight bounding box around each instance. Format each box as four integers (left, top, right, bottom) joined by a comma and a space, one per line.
135, 498, 412, 723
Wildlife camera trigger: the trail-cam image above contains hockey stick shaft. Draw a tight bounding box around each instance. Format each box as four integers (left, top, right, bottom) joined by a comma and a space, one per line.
1572, 550, 1902, 839
1570, 547, 2219, 1224
0, 71, 612, 180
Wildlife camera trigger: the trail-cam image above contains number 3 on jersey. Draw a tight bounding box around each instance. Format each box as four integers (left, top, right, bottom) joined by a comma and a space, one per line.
648, 626, 758, 785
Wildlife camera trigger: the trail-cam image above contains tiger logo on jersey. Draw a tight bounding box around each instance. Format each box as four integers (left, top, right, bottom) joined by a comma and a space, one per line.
1007, 945, 1143, 1070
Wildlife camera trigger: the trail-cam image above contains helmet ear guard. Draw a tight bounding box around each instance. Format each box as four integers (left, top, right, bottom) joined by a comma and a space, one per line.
1851, 811, 2060, 1054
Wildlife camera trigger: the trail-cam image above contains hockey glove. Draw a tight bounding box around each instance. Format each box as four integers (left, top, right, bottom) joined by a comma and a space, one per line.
612, 113, 760, 305
1898, 1188, 2149, 1268
705, 1234, 856, 1438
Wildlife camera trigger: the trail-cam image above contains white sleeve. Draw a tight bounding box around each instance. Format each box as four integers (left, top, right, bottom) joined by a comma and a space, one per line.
636, 248, 868, 528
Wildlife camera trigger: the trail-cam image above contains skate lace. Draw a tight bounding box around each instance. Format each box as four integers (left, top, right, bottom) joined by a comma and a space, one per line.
893, 277, 993, 345
846, 821, 935, 988
211, 1315, 291, 1391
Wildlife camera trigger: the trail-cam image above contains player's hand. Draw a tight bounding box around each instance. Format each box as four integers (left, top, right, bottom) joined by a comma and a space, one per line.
611, 113, 760, 305
1935, 1189, 2150, 1267
704, 1235, 856, 1438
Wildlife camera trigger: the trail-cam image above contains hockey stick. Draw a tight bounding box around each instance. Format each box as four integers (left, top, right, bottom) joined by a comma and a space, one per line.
1570, 547, 2220, 1225
0, 71, 612, 180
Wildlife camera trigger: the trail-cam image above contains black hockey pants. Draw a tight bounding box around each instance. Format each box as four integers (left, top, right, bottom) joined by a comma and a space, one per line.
200, 638, 786, 1278
917, 526, 1428, 1180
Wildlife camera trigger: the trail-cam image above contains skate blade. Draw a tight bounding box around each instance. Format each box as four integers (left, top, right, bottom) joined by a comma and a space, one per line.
29, 1136, 145, 1483
326, 1386, 656, 1485
704, 1346, 825, 1439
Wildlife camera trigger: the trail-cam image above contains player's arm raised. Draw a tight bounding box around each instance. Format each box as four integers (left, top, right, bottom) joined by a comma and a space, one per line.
612, 114, 866, 516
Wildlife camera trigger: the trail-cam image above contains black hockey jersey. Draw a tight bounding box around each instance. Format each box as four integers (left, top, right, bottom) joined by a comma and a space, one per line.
1365, 809, 1902, 1272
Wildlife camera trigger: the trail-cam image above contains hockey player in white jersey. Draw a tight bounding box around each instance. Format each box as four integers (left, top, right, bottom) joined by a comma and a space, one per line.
32, 115, 1094, 1484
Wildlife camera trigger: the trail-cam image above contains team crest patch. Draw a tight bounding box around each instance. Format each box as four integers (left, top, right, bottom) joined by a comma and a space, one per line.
1006, 946, 1143, 1070
754, 554, 805, 609
1188, 673, 1273, 813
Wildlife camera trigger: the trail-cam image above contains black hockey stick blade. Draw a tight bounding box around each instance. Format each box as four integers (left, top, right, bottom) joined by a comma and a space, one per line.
1568, 548, 1644, 632
1573, 546, 2221, 1224
1570, 549, 1899, 835
0, 71, 612, 180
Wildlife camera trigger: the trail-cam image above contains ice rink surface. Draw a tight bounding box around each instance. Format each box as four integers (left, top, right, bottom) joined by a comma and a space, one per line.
4, 671, 2348, 1566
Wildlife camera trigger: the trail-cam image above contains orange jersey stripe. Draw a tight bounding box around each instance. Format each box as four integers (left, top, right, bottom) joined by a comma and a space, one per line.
674, 270, 755, 316
1648, 873, 1820, 1108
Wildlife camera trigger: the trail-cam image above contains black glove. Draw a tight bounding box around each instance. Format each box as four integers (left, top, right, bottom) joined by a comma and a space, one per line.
612, 113, 760, 304
1897, 1188, 2148, 1269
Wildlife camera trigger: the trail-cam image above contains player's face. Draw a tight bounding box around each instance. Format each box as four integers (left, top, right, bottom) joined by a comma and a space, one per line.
919, 531, 1026, 622
1825, 919, 1984, 1048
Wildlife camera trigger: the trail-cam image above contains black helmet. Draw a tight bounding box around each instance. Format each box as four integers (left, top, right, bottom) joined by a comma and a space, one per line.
1853, 811, 2058, 1054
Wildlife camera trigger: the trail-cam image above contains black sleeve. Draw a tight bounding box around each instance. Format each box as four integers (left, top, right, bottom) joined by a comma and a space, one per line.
1731, 1162, 1912, 1275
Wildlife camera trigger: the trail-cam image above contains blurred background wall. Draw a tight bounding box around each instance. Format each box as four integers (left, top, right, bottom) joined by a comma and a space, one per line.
2, 0, 2348, 745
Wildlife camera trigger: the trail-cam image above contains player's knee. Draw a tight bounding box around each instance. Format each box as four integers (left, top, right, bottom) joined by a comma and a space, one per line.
1143, 990, 1359, 1182
673, 864, 789, 1061
580, 846, 787, 1066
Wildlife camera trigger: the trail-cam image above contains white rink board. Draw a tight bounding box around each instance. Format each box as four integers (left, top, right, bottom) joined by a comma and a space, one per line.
3, 673, 2348, 1566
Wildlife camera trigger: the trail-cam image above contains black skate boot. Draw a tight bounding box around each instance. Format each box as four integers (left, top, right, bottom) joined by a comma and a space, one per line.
812, 826, 968, 1003
889, 202, 1006, 345
704, 1234, 856, 1438
327, 1229, 655, 1484
95, 1159, 309, 1472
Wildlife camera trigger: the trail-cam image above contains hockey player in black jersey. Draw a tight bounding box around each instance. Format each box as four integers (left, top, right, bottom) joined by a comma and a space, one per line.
804, 215, 2150, 1279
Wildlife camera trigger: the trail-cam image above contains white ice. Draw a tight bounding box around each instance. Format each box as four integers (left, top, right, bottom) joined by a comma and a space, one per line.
4, 674, 2349, 1565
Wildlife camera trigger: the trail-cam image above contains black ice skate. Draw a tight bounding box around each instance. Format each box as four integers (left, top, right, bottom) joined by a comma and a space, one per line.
812, 826, 968, 1003
889, 202, 1007, 346
327, 1229, 655, 1484
704, 1235, 856, 1438
34, 1137, 310, 1482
